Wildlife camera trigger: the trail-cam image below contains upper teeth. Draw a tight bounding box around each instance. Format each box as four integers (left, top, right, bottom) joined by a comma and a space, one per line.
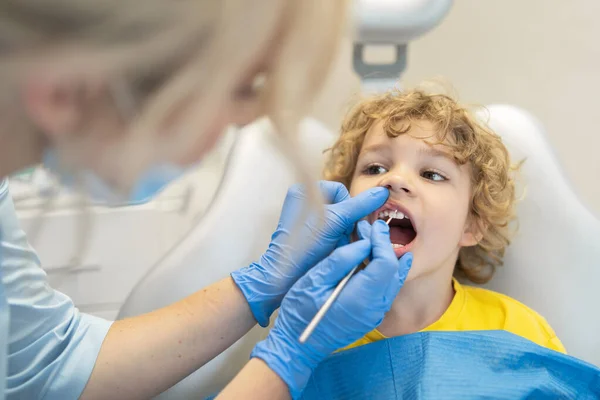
378, 210, 409, 220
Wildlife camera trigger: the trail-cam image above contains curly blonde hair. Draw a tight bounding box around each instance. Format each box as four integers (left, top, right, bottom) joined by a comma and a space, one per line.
324, 88, 517, 284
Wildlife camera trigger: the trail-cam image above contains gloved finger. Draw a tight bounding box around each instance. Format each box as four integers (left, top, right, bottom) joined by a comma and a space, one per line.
337, 233, 351, 248
332, 220, 371, 260
279, 182, 347, 226
278, 182, 334, 231
284, 181, 349, 205
347, 220, 399, 293
283, 183, 309, 201
318, 180, 350, 204
383, 253, 413, 303
308, 239, 371, 286
370, 220, 398, 265
356, 220, 372, 241
276, 184, 312, 228
328, 187, 389, 230
397, 252, 413, 286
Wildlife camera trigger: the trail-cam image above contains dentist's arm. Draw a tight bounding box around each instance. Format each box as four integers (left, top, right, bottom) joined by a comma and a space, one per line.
216, 358, 291, 399
80, 183, 389, 400
80, 277, 256, 400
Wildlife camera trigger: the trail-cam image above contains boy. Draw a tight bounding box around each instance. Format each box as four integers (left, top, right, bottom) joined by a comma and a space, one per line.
323, 88, 565, 353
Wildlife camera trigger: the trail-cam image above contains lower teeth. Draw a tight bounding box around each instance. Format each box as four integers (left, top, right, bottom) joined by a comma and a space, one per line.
392, 244, 404, 249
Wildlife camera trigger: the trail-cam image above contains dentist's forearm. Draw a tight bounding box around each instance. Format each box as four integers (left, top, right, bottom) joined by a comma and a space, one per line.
80, 277, 258, 400
216, 358, 291, 400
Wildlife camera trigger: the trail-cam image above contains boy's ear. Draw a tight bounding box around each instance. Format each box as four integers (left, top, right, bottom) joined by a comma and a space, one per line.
460, 217, 486, 247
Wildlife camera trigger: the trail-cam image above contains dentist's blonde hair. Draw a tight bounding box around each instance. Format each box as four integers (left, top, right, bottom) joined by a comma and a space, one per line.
0, 0, 348, 187
0, 0, 348, 266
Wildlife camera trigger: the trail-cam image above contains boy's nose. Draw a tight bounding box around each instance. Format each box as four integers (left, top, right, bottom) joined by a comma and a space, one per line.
381, 174, 415, 196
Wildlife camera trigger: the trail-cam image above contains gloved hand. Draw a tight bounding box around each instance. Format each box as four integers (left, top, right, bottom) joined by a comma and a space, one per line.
251, 220, 413, 399
232, 181, 389, 327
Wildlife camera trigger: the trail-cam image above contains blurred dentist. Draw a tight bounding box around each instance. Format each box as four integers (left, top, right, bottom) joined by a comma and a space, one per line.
0, 1, 412, 399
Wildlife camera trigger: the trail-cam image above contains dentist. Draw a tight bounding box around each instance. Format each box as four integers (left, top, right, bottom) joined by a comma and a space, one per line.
0, 1, 412, 399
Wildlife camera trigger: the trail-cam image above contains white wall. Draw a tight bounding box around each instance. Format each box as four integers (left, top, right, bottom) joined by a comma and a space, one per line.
313, 0, 600, 215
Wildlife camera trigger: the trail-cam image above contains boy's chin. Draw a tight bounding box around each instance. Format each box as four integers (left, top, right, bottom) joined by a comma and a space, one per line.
404, 266, 419, 283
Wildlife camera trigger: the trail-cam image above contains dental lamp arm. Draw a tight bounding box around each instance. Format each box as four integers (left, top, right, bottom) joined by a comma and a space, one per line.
353, 0, 452, 92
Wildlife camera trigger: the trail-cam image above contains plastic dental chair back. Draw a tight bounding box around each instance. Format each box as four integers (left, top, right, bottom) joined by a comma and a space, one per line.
478, 105, 600, 366
117, 118, 336, 399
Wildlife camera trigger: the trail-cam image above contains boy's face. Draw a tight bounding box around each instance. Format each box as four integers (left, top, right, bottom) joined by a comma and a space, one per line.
349, 120, 480, 281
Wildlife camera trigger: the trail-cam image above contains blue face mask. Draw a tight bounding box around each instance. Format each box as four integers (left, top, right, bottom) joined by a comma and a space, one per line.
43, 148, 186, 205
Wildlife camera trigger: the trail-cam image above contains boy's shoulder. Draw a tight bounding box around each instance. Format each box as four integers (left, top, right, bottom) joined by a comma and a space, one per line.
461, 283, 545, 322
459, 282, 566, 353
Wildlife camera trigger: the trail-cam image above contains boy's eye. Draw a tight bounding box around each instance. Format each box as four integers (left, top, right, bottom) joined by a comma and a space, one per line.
422, 170, 447, 182
363, 164, 388, 175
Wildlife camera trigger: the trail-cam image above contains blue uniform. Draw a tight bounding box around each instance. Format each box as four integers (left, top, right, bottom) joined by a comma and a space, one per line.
0, 179, 112, 399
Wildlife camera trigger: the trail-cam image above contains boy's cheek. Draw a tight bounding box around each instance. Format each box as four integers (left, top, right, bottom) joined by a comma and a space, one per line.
347, 180, 361, 197
406, 266, 417, 281
348, 177, 376, 197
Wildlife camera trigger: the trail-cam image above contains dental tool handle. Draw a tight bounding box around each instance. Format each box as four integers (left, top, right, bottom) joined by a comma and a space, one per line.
299, 216, 393, 344
299, 264, 360, 344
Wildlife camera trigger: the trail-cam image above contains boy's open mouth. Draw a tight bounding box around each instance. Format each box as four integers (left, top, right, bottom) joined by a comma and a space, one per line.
376, 209, 417, 257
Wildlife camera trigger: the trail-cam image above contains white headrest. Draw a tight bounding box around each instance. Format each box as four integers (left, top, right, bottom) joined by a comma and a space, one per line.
479, 105, 600, 366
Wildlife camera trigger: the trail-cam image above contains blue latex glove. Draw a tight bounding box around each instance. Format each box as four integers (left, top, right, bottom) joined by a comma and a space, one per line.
251, 220, 413, 399
232, 181, 389, 327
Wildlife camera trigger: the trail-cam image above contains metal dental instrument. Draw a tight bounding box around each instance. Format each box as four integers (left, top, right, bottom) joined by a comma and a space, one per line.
299, 216, 393, 344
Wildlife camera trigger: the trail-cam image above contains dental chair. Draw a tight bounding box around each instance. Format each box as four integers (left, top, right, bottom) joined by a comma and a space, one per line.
477, 105, 600, 366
